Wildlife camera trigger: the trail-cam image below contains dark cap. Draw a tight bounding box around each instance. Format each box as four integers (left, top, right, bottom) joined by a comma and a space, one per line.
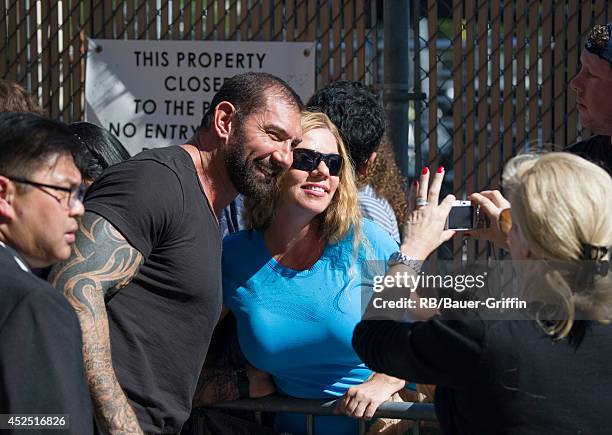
585, 23, 612, 64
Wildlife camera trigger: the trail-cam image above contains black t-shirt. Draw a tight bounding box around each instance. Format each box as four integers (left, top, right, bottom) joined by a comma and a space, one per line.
353, 311, 612, 435
566, 134, 612, 176
85, 146, 222, 434
0, 243, 95, 434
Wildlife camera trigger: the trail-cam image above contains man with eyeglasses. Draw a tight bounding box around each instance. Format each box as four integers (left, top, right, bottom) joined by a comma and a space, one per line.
0, 112, 94, 433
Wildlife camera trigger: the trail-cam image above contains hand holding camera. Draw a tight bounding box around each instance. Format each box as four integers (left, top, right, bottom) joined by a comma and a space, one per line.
466, 190, 511, 249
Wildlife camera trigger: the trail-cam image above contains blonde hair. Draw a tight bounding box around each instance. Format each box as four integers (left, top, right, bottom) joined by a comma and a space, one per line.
503, 152, 612, 339
244, 111, 361, 245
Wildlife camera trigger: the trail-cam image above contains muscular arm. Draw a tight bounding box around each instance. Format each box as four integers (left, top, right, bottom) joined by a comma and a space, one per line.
49, 212, 144, 435
193, 364, 276, 406
193, 308, 275, 406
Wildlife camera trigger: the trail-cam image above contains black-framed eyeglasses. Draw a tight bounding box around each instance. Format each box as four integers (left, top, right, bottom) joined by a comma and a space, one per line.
8, 176, 86, 209
292, 148, 343, 176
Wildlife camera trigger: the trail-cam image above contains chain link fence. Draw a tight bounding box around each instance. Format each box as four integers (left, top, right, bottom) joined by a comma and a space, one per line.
3, 1, 611, 262
1, 0, 383, 121
407, 0, 612, 260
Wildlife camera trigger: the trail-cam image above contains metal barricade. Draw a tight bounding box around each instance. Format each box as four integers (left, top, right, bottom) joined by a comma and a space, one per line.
207, 396, 437, 435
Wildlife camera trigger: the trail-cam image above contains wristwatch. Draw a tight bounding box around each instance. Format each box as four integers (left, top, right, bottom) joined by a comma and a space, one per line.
387, 251, 422, 273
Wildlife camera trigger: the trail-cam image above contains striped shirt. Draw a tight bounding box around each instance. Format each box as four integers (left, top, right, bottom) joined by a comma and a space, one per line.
358, 184, 401, 243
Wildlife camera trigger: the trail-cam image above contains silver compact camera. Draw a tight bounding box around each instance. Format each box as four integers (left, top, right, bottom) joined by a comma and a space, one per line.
445, 200, 476, 231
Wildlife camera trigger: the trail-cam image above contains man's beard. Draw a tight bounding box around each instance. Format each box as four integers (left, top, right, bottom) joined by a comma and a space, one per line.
224, 125, 283, 200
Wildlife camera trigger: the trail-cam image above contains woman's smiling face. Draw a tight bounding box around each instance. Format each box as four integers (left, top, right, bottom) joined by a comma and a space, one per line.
279, 127, 341, 217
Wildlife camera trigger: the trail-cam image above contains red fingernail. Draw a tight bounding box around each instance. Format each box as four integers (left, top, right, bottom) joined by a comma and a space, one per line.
412, 179, 418, 186
437, 166, 444, 173
422, 167, 429, 175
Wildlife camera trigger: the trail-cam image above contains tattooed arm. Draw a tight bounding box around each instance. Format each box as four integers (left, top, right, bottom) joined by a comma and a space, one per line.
49, 212, 144, 435
193, 310, 276, 406
193, 365, 276, 406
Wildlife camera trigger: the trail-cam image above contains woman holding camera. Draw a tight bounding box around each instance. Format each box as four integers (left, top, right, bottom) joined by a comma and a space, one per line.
353, 152, 612, 434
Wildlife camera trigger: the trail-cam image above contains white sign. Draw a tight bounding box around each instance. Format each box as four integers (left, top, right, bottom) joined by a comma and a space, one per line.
85, 39, 315, 154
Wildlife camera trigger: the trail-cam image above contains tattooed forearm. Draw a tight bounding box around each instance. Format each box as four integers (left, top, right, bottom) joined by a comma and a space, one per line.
192, 364, 276, 406
49, 212, 144, 435
193, 368, 240, 406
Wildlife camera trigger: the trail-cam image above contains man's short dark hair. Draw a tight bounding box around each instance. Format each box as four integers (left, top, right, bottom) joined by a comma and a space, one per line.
0, 80, 45, 115
306, 81, 386, 169
0, 112, 79, 179
201, 72, 303, 130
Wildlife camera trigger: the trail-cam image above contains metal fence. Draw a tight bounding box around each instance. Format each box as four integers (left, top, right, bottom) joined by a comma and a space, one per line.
0, 0, 383, 122
2, 0, 611, 260
409, 0, 612, 186
4, 1, 607, 182
3, 1, 611, 164
406, 0, 612, 260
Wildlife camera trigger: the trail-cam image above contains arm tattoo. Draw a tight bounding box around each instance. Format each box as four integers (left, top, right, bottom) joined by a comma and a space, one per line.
192, 368, 240, 406
50, 212, 144, 435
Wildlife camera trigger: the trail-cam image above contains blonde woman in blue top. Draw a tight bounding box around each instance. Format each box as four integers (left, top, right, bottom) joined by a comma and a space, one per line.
222, 111, 405, 434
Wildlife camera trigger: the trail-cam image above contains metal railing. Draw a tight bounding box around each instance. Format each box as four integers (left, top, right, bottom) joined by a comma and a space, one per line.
206, 396, 437, 435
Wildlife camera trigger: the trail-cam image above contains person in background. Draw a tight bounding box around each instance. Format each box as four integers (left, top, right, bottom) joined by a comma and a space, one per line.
359, 137, 409, 241
69, 122, 131, 187
34, 123, 130, 282
0, 79, 45, 115
353, 152, 612, 434
0, 113, 93, 434
568, 22, 612, 175
223, 111, 405, 435
306, 81, 401, 242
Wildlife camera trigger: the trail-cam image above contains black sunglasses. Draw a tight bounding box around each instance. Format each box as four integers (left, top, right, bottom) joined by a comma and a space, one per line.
292, 148, 342, 176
